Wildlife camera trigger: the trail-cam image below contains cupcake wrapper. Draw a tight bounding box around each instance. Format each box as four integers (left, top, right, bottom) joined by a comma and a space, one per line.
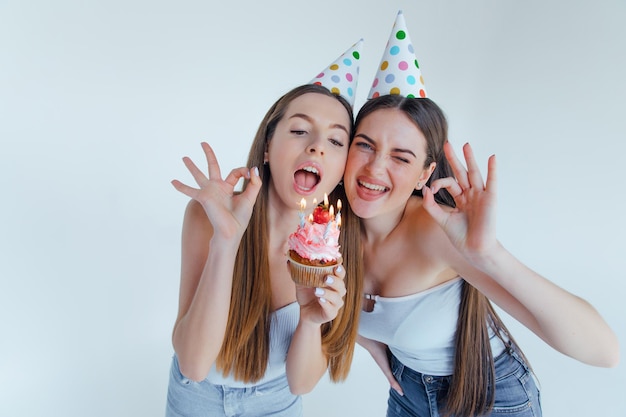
288, 257, 338, 287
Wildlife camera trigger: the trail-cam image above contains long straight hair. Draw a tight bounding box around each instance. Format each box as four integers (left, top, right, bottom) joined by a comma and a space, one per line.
216, 84, 363, 382
356, 95, 528, 416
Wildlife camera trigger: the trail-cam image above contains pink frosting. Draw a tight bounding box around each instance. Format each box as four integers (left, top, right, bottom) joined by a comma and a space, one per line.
288, 220, 341, 262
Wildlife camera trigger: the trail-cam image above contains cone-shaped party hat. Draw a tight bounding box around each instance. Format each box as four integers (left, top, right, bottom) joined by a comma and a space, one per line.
310, 39, 363, 107
368, 11, 427, 99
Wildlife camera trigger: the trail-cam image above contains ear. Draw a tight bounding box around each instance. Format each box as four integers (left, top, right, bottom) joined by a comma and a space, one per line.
416, 162, 436, 190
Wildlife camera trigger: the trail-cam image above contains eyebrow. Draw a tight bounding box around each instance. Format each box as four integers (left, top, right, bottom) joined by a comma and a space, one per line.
354, 133, 417, 158
289, 113, 349, 135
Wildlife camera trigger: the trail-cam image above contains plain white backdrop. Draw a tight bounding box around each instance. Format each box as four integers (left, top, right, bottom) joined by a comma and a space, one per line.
1, 1, 625, 416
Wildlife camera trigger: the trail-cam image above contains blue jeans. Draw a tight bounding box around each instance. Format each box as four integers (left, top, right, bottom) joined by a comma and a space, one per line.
387, 345, 541, 417
165, 355, 302, 417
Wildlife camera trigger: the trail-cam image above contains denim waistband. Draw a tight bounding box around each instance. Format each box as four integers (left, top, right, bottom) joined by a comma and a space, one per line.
390, 340, 526, 382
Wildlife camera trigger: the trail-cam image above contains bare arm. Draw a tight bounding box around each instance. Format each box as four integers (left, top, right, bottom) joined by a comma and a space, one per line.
171, 202, 239, 382
170, 142, 262, 381
357, 335, 403, 396
422, 142, 619, 367
286, 264, 347, 394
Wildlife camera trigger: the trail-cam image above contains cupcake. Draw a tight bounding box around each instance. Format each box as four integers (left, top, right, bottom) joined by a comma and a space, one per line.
287, 196, 342, 287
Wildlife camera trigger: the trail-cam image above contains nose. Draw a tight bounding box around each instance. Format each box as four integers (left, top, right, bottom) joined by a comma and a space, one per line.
365, 152, 386, 173
306, 135, 325, 156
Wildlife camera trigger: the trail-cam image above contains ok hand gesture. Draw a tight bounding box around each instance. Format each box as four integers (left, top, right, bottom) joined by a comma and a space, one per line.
171, 142, 262, 241
422, 142, 498, 263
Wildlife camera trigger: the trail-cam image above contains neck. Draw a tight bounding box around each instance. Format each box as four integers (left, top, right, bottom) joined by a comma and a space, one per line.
266, 193, 302, 250
360, 204, 407, 245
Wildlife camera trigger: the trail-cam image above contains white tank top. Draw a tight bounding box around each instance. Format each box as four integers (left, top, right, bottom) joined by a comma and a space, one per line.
205, 301, 300, 387
358, 278, 505, 376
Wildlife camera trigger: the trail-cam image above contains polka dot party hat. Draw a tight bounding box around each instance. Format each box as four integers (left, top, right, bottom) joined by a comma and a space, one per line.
310, 38, 363, 107
369, 11, 427, 99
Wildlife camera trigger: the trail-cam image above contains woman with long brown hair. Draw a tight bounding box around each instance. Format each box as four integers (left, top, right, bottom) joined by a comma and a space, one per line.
345, 12, 618, 417
347, 94, 617, 417
165, 41, 364, 417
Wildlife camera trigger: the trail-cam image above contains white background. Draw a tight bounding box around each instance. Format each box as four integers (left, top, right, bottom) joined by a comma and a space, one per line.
1, 1, 625, 416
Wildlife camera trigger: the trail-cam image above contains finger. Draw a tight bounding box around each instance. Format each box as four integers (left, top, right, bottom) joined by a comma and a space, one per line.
485, 154, 497, 194
182, 156, 210, 187
315, 286, 344, 309
201, 142, 222, 180
171, 179, 199, 198
390, 380, 404, 396
380, 365, 404, 396
462, 143, 485, 190
322, 274, 347, 298
421, 184, 449, 228
429, 177, 462, 198
333, 264, 345, 280
316, 277, 345, 302
223, 167, 252, 188
240, 166, 263, 206
443, 142, 469, 190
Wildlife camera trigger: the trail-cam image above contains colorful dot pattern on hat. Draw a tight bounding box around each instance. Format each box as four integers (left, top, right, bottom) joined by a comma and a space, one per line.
368, 11, 427, 99
310, 39, 363, 107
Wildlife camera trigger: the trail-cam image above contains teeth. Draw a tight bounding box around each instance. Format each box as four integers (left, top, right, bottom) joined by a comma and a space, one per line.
302, 166, 319, 175
359, 180, 388, 192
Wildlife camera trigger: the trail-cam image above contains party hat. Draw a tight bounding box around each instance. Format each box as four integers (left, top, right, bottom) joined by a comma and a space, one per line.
368, 11, 427, 99
310, 39, 363, 107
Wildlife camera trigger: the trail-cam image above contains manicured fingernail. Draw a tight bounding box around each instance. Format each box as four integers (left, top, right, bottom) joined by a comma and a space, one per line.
335, 265, 343, 273
253, 166, 259, 176
315, 288, 325, 296
319, 297, 327, 304
325, 276, 334, 285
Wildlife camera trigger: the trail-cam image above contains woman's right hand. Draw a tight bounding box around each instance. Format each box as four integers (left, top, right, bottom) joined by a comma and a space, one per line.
171, 142, 262, 241
357, 336, 404, 396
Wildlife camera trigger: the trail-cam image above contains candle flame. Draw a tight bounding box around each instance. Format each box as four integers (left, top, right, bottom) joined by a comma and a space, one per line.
323, 193, 329, 208
300, 198, 306, 211
337, 199, 342, 213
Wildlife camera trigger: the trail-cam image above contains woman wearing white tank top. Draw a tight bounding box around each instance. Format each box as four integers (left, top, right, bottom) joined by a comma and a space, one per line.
343, 12, 618, 417
346, 92, 619, 417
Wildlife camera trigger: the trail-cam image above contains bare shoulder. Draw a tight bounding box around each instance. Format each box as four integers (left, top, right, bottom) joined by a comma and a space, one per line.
184, 199, 211, 226
404, 196, 455, 254
184, 199, 206, 220
404, 196, 450, 230
182, 199, 214, 244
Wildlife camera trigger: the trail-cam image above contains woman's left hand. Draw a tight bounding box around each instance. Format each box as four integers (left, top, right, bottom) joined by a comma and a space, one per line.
422, 142, 498, 263
293, 263, 347, 325
424, 144, 621, 369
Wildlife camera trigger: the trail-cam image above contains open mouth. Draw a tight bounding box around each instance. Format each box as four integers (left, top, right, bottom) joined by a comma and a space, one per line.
294, 166, 321, 192
358, 179, 389, 193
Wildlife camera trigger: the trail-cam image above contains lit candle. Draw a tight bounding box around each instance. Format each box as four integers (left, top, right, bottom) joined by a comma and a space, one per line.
324, 205, 335, 239
336, 199, 342, 228
299, 198, 306, 227
323, 193, 329, 209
